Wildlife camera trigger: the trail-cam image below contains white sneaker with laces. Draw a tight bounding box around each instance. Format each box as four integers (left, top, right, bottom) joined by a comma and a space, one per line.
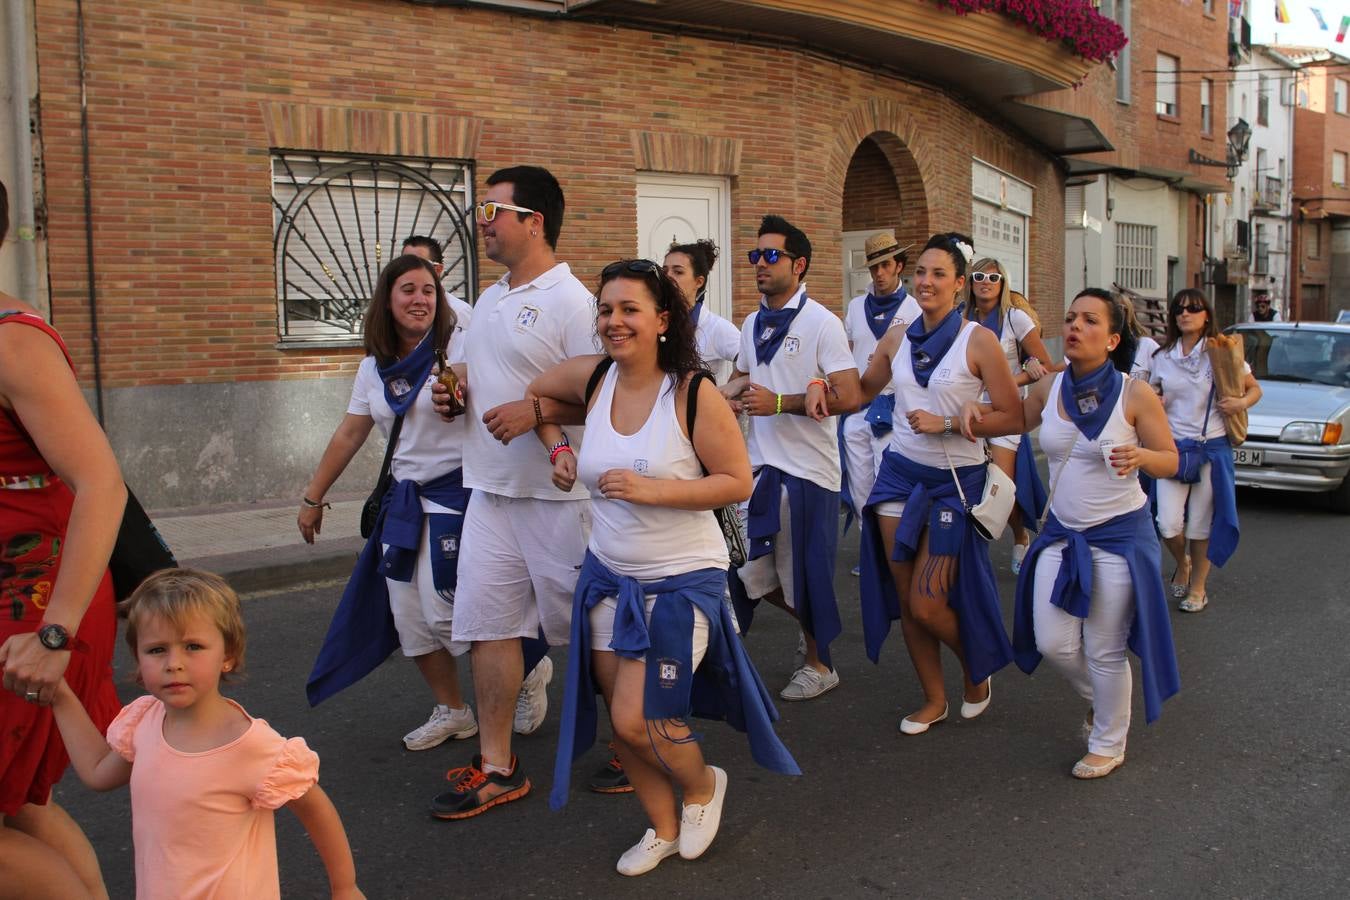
616, 828, 680, 876
513, 655, 553, 735
679, 765, 727, 860
779, 664, 839, 701
402, 704, 477, 751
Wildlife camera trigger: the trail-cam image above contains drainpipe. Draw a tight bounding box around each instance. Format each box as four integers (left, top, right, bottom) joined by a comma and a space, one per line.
5, 0, 39, 304
75, 0, 104, 423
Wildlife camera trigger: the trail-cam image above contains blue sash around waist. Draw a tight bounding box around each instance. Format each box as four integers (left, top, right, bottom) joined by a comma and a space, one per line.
1167, 436, 1239, 567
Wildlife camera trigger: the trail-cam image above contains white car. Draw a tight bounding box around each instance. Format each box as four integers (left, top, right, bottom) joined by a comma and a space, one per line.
1226, 322, 1350, 513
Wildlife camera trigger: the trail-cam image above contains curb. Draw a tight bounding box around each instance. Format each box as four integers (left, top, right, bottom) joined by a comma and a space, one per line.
180, 536, 364, 596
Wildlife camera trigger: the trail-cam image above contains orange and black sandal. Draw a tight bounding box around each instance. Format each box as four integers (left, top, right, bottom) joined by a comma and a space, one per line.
431, 754, 531, 819
588, 742, 633, 794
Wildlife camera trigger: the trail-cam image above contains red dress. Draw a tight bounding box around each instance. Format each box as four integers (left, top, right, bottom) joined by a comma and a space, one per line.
0, 312, 119, 815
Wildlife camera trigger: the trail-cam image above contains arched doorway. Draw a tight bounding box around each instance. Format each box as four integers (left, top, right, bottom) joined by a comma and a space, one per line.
840, 130, 929, 302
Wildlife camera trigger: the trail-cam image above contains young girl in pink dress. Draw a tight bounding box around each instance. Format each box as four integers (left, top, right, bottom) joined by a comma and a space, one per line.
50, 568, 363, 900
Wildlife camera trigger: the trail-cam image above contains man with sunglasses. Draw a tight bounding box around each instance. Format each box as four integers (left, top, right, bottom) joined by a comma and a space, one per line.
429, 165, 597, 820
723, 215, 861, 701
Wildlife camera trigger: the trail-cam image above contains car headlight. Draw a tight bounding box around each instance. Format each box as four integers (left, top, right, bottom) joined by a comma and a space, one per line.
1280, 422, 1343, 444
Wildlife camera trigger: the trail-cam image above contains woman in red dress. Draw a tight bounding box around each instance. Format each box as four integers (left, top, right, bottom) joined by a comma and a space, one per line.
0, 180, 126, 898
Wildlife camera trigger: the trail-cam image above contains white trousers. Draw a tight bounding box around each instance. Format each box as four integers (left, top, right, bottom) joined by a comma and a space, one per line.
383, 505, 468, 658
1032, 542, 1135, 756
841, 412, 888, 517
1155, 464, 1214, 540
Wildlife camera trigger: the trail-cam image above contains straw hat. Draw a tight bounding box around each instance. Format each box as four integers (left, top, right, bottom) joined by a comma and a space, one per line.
864, 232, 911, 266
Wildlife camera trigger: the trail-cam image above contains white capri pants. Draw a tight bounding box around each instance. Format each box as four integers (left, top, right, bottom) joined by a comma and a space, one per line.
588, 595, 710, 670
1155, 464, 1214, 541
841, 412, 888, 517
736, 481, 797, 610
1032, 541, 1135, 757
384, 503, 469, 658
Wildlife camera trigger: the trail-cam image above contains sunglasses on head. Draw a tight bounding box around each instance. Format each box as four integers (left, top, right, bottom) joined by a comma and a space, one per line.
970, 271, 1003, 284
748, 248, 800, 265
474, 200, 536, 223
1173, 302, 1207, 315
601, 258, 662, 280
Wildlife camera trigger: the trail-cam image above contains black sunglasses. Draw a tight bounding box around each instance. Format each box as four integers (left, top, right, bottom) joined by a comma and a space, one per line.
1172, 302, 1207, 315
601, 258, 662, 280
748, 248, 800, 265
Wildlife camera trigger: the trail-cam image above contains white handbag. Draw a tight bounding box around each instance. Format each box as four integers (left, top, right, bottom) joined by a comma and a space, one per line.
942, 440, 1017, 542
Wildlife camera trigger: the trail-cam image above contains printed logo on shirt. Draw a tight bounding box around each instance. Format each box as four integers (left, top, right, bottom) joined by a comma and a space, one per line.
440, 535, 459, 558
783, 336, 801, 357
515, 306, 541, 330
633, 458, 650, 475
657, 658, 680, 688
933, 366, 953, 384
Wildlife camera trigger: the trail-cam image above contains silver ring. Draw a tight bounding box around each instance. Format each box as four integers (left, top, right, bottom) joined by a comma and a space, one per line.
25, 691, 39, 702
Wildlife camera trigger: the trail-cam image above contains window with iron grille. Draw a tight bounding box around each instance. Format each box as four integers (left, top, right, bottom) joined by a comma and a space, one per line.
1115, 223, 1157, 291
271, 152, 476, 346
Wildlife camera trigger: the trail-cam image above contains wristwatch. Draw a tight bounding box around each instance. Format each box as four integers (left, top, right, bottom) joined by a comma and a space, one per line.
38, 623, 88, 653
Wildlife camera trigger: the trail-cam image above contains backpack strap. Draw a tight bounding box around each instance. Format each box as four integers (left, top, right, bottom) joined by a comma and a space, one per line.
686, 370, 712, 474
583, 356, 615, 405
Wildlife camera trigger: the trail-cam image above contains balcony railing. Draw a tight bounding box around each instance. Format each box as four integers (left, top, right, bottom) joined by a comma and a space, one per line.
1252, 177, 1282, 210
1229, 15, 1251, 67
1252, 240, 1270, 275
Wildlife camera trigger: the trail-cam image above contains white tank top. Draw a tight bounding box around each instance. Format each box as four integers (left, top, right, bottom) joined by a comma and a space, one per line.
1038, 371, 1147, 530
578, 367, 729, 580
888, 319, 987, 468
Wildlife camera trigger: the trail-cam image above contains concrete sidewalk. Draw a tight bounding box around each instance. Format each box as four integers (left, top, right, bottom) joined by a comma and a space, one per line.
153, 498, 366, 595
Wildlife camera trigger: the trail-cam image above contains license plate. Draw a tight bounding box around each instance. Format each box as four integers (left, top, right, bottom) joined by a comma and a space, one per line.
1233, 448, 1263, 466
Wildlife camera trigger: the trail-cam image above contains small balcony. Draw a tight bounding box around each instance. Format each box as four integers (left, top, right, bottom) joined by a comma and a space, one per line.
1251, 177, 1282, 211
1229, 15, 1251, 68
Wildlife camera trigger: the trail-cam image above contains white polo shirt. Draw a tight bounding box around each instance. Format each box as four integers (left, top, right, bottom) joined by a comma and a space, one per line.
736, 287, 856, 491
694, 307, 741, 376
462, 263, 598, 499
348, 296, 473, 485
843, 290, 923, 389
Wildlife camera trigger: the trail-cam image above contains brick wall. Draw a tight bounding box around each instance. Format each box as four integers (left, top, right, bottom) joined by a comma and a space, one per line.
33, 0, 1067, 391
842, 138, 902, 233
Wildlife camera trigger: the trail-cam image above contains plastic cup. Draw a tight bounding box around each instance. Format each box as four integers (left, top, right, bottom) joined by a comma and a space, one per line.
1100, 440, 1132, 479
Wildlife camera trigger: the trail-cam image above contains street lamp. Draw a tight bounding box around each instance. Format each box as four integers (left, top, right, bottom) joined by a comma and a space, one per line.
1188, 117, 1253, 179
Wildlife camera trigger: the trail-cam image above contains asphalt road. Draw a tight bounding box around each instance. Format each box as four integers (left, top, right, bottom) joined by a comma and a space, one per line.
59, 488, 1350, 899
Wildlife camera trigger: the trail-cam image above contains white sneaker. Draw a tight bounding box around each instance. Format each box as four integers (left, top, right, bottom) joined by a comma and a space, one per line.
402, 704, 477, 751
779, 665, 839, 701
679, 765, 727, 860
513, 656, 553, 735
616, 828, 680, 876
792, 632, 807, 671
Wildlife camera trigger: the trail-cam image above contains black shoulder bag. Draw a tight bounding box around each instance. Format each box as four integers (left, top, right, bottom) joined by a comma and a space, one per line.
687, 371, 748, 567
360, 414, 404, 539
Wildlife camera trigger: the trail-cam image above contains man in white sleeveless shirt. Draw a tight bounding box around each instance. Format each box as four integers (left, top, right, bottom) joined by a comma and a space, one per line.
430, 166, 597, 819
723, 215, 860, 701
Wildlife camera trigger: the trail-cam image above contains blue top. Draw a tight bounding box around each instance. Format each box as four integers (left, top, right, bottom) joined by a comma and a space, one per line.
551, 552, 799, 809
1012, 505, 1180, 722
306, 469, 468, 706
730, 465, 842, 668
858, 450, 1013, 683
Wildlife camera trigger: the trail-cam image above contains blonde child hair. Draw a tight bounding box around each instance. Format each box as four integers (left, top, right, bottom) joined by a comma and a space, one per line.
122, 568, 247, 681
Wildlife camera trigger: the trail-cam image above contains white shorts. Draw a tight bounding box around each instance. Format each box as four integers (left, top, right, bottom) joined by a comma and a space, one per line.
736, 480, 796, 609
450, 491, 591, 645
383, 503, 469, 658
989, 433, 1022, 452
588, 595, 710, 670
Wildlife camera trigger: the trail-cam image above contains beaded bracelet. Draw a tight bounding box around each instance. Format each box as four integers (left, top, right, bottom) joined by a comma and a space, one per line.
774, 393, 783, 415
549, 443, 574, 465
807, 377, 829, 393
532, 397, 544, 427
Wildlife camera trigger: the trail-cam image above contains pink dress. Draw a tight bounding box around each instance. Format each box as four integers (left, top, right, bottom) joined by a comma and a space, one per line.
106, 695, 320, 900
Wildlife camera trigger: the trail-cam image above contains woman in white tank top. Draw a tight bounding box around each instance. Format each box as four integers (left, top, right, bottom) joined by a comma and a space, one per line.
528, 260, 797, 876
979, 288, 1180, 780
854, 233, 1024, 736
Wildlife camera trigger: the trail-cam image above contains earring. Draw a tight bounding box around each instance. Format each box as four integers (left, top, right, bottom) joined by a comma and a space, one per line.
659, 334, 667, 343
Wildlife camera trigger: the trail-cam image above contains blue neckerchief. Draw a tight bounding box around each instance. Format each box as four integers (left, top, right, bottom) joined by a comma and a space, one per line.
730, 466, 842, 668
376, 332, 436, 415
906, 306, 963, 388
1060, 361, 1123, 441
858, 450, 1013, 682
551, 552, 800, 809
753, 295, 807, 365
305, 468, 468, 706
975, 303, 1003, 339
864, 286, 907, 340
1014, 435, 1046, 532
689, 289, 705, 328
1012, 507, 1180, 722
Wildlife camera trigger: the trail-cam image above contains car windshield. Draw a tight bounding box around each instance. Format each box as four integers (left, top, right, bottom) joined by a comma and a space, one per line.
1236, 328, 1350, 388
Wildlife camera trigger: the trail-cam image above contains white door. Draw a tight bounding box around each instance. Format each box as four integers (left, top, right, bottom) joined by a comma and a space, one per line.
636, 174, 733, 323
972, 201, 1027, 295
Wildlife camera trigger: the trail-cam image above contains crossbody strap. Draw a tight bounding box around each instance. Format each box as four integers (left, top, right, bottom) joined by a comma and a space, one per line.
1038, 429, 1080, 532
583, 356, 616, 405
377, 413, 405, 485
